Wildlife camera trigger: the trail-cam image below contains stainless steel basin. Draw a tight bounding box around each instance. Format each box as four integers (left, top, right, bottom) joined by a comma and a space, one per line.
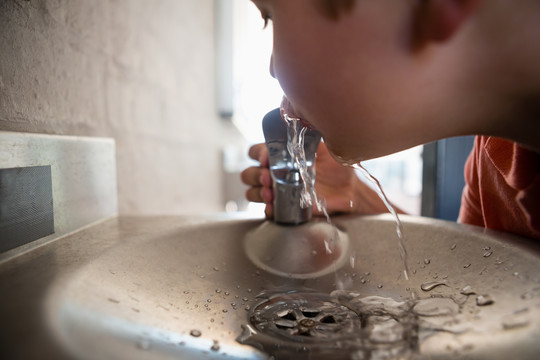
46, 214, 540, 359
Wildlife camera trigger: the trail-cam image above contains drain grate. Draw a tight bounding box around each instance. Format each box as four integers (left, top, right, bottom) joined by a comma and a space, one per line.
239, 291, 420, 359
250, 291, 362, 343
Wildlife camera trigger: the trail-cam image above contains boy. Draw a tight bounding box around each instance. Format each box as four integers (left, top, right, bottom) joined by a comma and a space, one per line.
241, 0, 540, 240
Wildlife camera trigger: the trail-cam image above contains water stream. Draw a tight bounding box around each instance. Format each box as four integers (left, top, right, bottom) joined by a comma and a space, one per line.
240, 110, 440, 358
282, 113, 330, 222
282, 110, 410, 282
352, 163, 410, 281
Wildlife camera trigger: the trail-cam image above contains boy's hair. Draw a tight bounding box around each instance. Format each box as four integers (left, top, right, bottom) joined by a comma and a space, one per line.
316, 0, 355, 19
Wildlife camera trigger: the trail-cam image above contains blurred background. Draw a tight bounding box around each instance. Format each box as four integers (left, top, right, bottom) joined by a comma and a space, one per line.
0, 0, 472, 220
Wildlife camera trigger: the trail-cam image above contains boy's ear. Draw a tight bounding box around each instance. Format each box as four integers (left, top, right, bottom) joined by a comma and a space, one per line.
414, 0, 482, 44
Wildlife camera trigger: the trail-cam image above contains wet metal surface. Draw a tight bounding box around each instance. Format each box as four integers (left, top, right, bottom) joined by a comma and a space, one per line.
3, 214, 540, 359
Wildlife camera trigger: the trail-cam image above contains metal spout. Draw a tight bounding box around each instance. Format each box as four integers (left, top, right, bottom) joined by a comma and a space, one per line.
262, 108, 321, 225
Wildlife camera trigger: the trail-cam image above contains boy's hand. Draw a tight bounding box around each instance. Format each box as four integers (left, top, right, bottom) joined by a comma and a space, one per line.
241, 143, 274, 218
241, 142, 395, 219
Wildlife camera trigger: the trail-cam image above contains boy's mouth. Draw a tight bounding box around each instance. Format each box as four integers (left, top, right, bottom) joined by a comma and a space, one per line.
280, 96, 316, 130
298, 117, 315, 130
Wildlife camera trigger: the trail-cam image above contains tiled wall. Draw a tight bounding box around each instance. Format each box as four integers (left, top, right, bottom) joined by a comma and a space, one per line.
0, 0, 244, 215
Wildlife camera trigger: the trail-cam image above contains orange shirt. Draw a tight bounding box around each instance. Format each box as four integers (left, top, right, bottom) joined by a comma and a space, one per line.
459, 136, 540, 240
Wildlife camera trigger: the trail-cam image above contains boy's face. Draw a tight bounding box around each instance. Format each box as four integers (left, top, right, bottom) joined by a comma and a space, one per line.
251, 0, 440, 161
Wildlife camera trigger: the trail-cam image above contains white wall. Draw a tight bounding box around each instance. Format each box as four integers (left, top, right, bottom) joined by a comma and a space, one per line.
0, 0, 242, 215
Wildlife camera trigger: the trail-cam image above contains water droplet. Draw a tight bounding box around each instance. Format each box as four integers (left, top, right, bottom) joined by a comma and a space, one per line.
483, 246, 491, 251
460, 285, 476, 295
502, 308, 530, 330
502, 318, 530, 330
247, 288, 253, 293
413, 298, 459, 316
476, 295, 494, 306
420, 281, 448, 291
483, 251, 493, 258
222, 309, 228, 313
207, 299, 212, 303
451, 243, 457, 250
349, 256, 356, 269
215, 289, 222, 293
377, 284, 383, 289
513, 272, 520, 277
184, 290, 190, 294
136, 339, 151, 350
464, 263, 471, 268
224, 291, 230, 296
190, 329, 202, 337
520, 287, 540, 300
245, 305, 251, 311
211, 341, 220, 352
424, 258, 431, 265
213, 266, 220, 271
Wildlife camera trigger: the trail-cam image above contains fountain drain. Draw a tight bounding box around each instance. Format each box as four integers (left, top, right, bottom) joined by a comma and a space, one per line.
238, 291, 419, 359
249, 292, 361, 342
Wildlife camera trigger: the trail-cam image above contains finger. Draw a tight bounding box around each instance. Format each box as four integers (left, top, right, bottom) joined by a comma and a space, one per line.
241, 167, 272, 187
259, 168, 272, 187
248, 144, 269, 167
241, 166, 262, 186
245, 186, 273, 204
261, 187, 273, 203
245, 187, 264, 203
265, 203, 273, 219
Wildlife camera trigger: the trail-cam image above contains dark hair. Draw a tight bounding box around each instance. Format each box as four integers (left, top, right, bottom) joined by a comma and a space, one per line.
315, 0, 355, 20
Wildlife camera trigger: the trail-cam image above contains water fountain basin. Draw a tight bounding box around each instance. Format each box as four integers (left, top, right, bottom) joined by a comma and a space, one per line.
45, 214, 540, 359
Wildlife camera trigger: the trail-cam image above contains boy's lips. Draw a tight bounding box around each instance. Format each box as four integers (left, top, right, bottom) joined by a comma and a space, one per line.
298, 117, 315, 130
280, 96, 316, 130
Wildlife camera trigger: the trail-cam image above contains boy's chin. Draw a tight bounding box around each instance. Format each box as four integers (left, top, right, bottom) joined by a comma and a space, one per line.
325, 141, 365, 166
